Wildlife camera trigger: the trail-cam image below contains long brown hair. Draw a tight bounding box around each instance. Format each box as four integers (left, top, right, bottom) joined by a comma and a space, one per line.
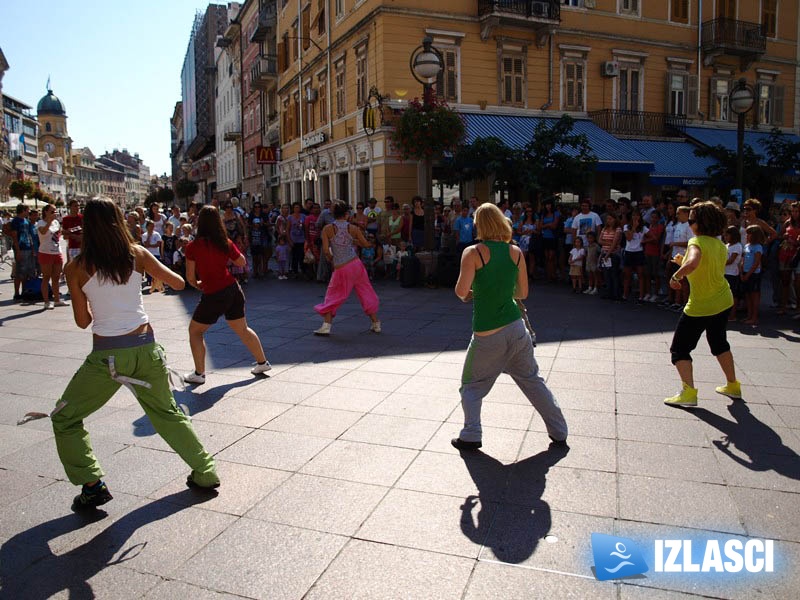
195, 205, 230, 254
80, 197, 135, 284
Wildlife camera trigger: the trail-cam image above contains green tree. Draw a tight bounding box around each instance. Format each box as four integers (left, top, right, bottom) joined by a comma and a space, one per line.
175, 178, 199, 208
8, 179, 34, 200
156, 187, 175, 206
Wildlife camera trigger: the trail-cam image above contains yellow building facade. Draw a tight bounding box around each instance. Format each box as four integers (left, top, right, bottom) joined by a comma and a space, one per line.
276, 0, 799, 206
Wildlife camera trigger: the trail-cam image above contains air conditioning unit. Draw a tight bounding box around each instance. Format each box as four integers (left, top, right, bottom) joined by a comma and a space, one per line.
531, 1, 550, 17
306, 88, 318, 103
602, 61, 620, 77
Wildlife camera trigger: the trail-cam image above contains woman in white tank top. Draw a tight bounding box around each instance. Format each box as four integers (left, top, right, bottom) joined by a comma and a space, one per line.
50, 197, 220, 511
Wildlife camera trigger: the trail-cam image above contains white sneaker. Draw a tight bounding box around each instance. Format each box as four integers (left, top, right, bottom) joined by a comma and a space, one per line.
53, 299, 69, 307
582, 288, 593, 295
370, 320, 382, 333
590, 288, 599, 295
251, 361, 272, 375
43, 301, 52, 310
184, 371, 206, 385
314, 322, 332, 336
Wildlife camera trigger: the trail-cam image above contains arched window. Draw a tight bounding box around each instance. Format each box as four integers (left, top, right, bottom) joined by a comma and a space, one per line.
45, 122, 52, 132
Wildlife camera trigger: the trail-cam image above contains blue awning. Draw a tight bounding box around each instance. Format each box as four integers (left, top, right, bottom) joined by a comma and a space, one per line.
461, 113, 654, 173
623, 140, 718, 186
683, 126, 800, 157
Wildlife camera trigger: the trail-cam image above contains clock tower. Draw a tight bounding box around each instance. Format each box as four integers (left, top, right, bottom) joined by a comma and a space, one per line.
37, 85, 72, 173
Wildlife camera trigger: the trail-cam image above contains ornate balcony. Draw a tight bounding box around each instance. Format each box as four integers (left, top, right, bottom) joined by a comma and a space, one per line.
478, 0, 560, 44
250, 4, 277, 43
589, 109, 686, 138
250, 55, 278, 90
701, 18, 766, 69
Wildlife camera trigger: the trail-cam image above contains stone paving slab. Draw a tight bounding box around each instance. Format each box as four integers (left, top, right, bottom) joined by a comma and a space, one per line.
1, 276, 798, 598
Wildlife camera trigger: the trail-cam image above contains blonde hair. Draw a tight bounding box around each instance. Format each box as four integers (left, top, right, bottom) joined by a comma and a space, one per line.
677, 205, 691, 215
474, 203, 512, 242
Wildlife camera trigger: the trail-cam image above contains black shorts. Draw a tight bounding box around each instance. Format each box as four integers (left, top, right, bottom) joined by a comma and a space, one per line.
725, 274, 741, 299
192, 282, 246, 324
742, 272, 762, 294
250, 245, 265, 256
541, 237, 557, 251
670, 308, 731, 364
623, 251, 645, 268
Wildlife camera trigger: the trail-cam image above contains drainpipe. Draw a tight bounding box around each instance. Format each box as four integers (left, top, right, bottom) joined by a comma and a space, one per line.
297, 0, 304, 199
696, 0, 703, 120
540, 33, 554, 111
326, 0, 333, 141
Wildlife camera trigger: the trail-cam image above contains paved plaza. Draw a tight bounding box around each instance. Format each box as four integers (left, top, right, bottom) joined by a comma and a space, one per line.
0, 275, 798, 599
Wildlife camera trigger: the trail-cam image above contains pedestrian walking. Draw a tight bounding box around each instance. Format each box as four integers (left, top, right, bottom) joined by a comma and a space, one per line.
183, 206, 271, 385
665, 201, 741, 407
451, 203, 568, 450
313, 200, 381, 336
53, 197, 219, 511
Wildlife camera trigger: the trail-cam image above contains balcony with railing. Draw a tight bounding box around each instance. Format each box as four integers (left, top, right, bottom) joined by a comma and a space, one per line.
250, 3, 277, 43
701, 18, 766, 58
589, 109, 687, 138
478, 0, 560, 41
250, 55, 278, 90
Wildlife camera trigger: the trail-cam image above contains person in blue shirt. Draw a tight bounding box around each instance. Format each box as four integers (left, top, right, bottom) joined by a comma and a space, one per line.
741, 225, 764, 327
454, 205, 475, 254
9, 204, 36, 300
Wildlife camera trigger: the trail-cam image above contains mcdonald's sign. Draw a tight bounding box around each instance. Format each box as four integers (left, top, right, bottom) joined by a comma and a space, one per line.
256, 145, 279, 164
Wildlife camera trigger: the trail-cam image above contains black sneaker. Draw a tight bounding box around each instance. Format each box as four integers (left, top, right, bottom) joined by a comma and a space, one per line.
451, 438, 482, 451
72, 481, 113, 511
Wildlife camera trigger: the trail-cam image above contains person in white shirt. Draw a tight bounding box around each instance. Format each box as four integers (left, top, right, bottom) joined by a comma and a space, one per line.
149, 203, 166, 235
142, 220, 164, 292
36, 203, 68, 308
569, 199, 603, 245
668, 206, 693, 310
623, 212, 649, 303
167, 205, 183, 231
724, 225, 743, 321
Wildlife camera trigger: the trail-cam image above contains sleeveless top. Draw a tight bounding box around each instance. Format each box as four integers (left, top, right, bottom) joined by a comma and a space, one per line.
472, 241, 521, 332
331, 220, 358, 268
82, 265, 148, 336
389, 214, 403, 240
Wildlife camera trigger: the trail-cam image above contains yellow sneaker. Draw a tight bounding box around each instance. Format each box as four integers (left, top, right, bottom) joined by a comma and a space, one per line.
664, 383, 698, 408
715, 380, 742, 400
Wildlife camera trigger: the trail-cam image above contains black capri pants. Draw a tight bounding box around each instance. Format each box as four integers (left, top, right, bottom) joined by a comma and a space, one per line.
670, 307, 732, 364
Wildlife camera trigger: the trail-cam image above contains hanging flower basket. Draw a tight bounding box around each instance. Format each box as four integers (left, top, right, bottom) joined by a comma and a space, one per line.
389, 97, 465, 161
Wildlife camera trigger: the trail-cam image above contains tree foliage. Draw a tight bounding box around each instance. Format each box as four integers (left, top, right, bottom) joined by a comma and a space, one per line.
175, 178, 199, 199
8, 179, 34, 200
390, 96, 465, 160
446, 115, 597, 201
156, 187, 175, 206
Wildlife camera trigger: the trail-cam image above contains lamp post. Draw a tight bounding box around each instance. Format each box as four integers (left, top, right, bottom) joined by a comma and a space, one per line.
410, 36, 443, 251
729, 78, 756, 199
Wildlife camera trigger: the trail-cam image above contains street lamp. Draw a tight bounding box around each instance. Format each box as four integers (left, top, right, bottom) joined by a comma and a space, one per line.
729, 78, 756, 199
410, 36, 443, 251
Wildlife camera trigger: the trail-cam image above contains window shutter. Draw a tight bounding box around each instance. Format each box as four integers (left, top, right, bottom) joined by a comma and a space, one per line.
708, 77, 717, 118
576, 64, 584, 109
514, 58, 523, 104
302, 8, 310, 50
436, 57, 444, 98
446, 50, 457, 102
665, 72, 672, 113
773, 85, 785, 125
687, 74, 698, 117
277, 41, 285, 72
566, 63, 575, 108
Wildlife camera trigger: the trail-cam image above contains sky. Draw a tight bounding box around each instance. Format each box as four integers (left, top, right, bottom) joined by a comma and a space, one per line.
2, 0, 225, 177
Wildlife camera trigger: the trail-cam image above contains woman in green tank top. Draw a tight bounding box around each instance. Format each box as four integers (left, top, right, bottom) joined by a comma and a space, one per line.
452, 204, 568, 451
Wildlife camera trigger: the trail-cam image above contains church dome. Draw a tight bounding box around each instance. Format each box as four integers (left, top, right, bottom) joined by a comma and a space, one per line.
37, 89, 66, 115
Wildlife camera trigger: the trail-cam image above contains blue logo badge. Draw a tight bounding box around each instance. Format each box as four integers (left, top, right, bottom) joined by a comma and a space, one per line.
591, 533, 649, 581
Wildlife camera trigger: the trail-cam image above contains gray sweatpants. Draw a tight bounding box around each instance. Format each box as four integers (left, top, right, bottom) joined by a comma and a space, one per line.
459, 319, 568, 443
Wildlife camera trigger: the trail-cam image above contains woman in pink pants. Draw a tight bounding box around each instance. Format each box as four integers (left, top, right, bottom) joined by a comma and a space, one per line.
314, 201, 381, 335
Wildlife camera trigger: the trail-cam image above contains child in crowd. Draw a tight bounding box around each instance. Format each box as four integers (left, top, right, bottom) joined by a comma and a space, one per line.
741, 225, 764, 326
583, 231, 599, 295
568, 237, 586, 293
360, 234, 380, 280
142, 220, 164, 293
172, 237, 188, 278
382, 239, 397, 279
396, 240, 410, 281
180, 223, 194, 241
162, 222, 177, 268
275, 235, 290, 280
668, 206, 692, 311
724, 226, 743, 322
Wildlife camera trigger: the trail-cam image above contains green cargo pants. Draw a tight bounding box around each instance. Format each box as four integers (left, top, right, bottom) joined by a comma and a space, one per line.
52, 341, 219, 487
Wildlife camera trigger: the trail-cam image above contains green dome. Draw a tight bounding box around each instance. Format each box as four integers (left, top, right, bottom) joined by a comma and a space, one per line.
37, 90, 66, 115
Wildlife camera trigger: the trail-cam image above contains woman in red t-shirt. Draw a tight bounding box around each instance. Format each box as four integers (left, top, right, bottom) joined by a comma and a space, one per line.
183, 206, 270, 385
778, 202, 800, 315
642, 210, 665, 302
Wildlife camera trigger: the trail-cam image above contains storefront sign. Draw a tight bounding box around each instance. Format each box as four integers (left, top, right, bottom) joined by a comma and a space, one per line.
301, 132, 326, 149
256, 146, 279, 164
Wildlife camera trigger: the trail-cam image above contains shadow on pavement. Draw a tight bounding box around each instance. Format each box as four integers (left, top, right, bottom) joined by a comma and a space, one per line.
458, 444, 569, 564
0, 490, 215, 600
692, 402, 800, 480
131, 378, 264, 437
